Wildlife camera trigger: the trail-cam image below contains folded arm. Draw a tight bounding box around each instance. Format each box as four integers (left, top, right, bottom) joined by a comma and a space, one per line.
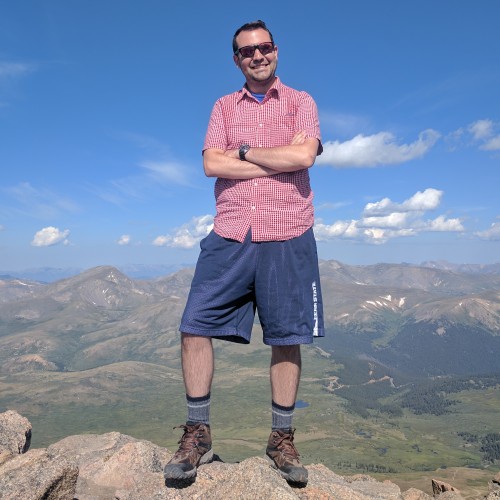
203, 131, 320, 179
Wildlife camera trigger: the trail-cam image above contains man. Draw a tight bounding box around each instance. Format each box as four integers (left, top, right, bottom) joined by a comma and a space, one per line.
164, 20, 324, 486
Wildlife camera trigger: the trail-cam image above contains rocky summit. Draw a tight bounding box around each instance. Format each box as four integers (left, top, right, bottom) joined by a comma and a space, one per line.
1, 410, 500, 500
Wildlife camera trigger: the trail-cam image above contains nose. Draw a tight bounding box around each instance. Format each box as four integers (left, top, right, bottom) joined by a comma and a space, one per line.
252, 47, 265, 60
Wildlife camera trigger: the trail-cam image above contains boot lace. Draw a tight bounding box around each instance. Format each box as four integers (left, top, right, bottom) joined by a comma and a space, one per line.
173, 424, 204, 457
274, 429, 300, 460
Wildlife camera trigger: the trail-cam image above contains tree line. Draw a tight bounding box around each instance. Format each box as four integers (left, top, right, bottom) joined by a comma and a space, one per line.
458, 432, 500, 463
330, 371, 500, 418
399, 373, 500, 416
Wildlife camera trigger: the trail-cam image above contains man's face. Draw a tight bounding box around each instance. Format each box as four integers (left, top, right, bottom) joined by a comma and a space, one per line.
233, 28, 278, 90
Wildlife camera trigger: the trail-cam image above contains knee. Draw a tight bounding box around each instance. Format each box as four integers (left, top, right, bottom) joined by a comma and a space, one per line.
272, 344, 301, 364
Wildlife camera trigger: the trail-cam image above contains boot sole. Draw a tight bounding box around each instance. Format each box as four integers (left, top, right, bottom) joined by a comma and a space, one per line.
265, 455, 308, 486
164, 449, 214, 480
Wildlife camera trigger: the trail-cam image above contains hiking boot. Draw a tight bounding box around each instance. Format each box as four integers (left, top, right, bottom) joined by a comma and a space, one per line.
266, 428, 308, 486
163, 423, 213, 480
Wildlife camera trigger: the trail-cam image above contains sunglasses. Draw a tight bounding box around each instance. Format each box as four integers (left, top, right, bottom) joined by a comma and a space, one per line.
235, 42, 275, 59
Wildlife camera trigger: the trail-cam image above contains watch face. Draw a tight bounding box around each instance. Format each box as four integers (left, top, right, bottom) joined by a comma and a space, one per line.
239, 144, 250, 160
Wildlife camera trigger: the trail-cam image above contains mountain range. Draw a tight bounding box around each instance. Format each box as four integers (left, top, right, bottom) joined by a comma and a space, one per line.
1, 259, 499, 283
1, 261, 499, 378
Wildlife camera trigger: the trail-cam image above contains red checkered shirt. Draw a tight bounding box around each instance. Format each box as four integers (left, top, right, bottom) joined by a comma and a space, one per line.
203, 77, 322, 242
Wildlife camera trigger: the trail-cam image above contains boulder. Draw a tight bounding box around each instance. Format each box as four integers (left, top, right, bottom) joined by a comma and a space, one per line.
490, 472, 500, 491
0, 409, 32, 454
401, 487, 432, 500
48, 432, 169, 499
0, 448, 78, 500
431, 478, 462, 498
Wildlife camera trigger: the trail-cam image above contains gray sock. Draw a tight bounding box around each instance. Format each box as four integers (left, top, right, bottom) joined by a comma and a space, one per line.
271, 400, 295, 431
186, 393, 210, 425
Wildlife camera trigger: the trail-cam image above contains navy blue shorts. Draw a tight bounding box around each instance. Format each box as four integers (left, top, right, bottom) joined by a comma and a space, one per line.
179, 228, 324, 345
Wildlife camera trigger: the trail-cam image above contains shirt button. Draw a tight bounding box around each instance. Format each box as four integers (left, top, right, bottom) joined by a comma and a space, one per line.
259, 123, 263, 127
251, 206, 256, 210
253, 181, 258, 186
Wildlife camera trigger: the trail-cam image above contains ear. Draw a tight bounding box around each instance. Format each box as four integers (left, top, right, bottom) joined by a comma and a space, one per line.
233, 53, 240, 68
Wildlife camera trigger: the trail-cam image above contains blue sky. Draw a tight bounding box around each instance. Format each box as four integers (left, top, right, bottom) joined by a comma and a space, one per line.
1, 1, 499, 271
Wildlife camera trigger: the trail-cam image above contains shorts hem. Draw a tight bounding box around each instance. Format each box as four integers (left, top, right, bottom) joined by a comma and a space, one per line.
263, 336, 314, 346
313, 328, 325, 338
179, 325, 250, 344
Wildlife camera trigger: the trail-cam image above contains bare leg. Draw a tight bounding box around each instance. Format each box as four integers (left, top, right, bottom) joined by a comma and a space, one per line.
267, 344, 307, 485
270, 345, 301, 406
181, 333, 214, 397
164, 333, 214, 480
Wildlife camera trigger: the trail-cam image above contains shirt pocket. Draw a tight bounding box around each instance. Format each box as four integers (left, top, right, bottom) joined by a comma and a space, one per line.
227, 123, 257, 148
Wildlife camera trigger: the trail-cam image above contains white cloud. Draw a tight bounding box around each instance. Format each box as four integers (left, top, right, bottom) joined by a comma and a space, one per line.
314, 220, 356, 239
152, 235, 169, 246
481, 136, 500, 151
0, 61, 35, 80
0, 62, 36, 108
316, 129, 440, 168
140, 160, 192, 187
475, 220, 500, 241
92, 158, 196, 207
451, 119, 500, 152
360, 212, 410, 228
2, 182, 79, 219
31, 226, 70, 247
315, 188, 464, 244
364, 188, 442, 216
444, 128, 464, 151
153, 215, 214, 249
423, 215, 464, 232
468, 119, 493, 141
314, 220, 419, 245
117, 235, 131, 245
402, 188, 443, 211
119, 131, 169, 153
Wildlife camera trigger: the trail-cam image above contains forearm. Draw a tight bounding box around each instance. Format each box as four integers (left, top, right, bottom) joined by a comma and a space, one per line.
203, 134, 319, 179
244, 138, 318, 172
203, 149, 278, 179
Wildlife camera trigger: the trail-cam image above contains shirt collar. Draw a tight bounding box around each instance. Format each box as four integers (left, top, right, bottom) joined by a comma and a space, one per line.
239, 76, 281, 102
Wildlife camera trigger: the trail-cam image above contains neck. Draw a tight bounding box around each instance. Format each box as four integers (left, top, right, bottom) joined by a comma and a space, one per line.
245, 76, 276, 94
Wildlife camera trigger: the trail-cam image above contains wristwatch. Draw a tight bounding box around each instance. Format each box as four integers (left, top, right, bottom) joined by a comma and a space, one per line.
239, 144, 251, 161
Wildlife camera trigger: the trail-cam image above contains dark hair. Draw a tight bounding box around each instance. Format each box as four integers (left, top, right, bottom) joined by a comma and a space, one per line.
232, 20, 274, 54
